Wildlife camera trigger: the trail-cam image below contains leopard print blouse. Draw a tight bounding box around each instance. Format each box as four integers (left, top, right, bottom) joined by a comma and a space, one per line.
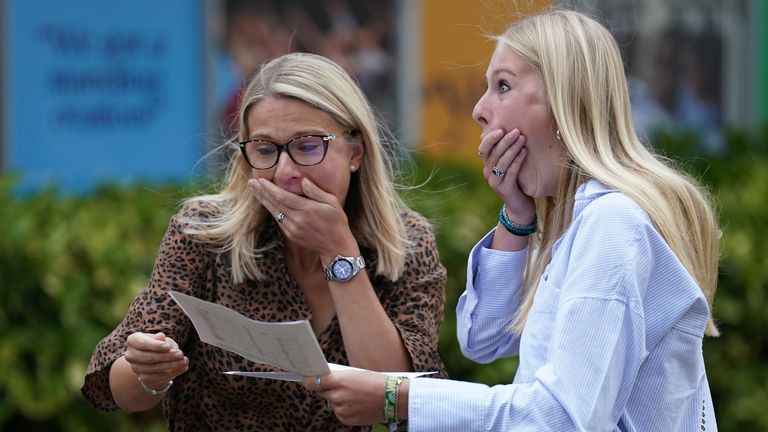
81, 201, 447, 431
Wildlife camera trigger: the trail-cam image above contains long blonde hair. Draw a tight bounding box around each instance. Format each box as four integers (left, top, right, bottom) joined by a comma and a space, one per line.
497, 10, 720, 336
182, 53, 408, 283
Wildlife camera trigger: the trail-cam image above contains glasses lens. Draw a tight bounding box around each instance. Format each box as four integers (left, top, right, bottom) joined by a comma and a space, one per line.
288, 136, 327, 166
245, 141, 278, 169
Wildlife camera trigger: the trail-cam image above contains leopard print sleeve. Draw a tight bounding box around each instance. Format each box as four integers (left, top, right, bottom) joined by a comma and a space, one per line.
81, 201, 215, 410
381, 210, 448, 378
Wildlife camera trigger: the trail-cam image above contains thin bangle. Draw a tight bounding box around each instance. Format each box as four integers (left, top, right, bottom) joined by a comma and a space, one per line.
137, 376, 173, 396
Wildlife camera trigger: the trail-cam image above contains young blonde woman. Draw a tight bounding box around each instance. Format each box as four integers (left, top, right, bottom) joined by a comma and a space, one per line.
305, 9, 720, 432
82, 52, 447, 431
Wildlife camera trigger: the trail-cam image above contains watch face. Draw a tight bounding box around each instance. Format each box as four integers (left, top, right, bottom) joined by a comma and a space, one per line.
332, 259, 354, 281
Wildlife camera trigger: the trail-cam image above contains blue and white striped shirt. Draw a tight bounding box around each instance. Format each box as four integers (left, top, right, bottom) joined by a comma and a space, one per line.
408, 181, 717, 431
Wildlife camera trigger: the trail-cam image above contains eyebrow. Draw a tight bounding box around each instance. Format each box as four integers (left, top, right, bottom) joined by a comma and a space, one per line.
488, 66, 517, 80
248, 129, 327, 141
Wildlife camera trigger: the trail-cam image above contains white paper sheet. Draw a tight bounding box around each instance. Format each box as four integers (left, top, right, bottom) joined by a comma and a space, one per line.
170, 291, 437, 381
169, 291, 330, 376
224, 363, 437, 382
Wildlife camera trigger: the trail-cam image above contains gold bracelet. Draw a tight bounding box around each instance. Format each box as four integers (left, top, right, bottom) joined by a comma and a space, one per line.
393, 377, 409, 431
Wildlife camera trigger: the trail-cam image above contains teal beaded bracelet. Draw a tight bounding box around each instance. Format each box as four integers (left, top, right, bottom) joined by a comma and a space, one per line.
498, 204, 537, 236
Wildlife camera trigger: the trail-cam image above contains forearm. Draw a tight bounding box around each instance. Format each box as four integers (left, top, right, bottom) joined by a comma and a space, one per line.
459, 233, 526, 360
330, 273, 413, 371
491, 222, 530, 251
109, 356, 164, 412
458, 313, 520, 362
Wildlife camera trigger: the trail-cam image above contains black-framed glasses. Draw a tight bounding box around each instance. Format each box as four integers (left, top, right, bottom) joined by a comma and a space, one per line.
238, 134, 336, 170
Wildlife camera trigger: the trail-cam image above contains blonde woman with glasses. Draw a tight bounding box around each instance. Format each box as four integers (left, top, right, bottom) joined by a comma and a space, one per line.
82, 52, 447, 431
305, 9, 720, 432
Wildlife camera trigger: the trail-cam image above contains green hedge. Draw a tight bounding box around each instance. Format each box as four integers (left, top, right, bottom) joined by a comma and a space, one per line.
1, 125, 766, 430
0, 180, 186, 431
654, 125, 768, 429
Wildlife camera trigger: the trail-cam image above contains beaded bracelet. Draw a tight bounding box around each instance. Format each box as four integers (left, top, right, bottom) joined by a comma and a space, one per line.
498, 204, 537, 236
137, 376, 173, 396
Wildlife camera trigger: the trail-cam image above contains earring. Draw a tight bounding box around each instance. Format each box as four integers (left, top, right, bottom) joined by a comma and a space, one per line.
556, 129, 562, 141
350, 165, 357, 172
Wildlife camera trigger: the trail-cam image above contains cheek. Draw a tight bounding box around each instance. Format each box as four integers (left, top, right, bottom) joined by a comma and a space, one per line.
521, 141, 538, 169
305, 169, 343, 194
332, 171, 351, 193
520, 156, 536, 181
495, 105, 518, 128
251, 168, 273, 180
545, 142, 566, 174
331, 172, 354, 202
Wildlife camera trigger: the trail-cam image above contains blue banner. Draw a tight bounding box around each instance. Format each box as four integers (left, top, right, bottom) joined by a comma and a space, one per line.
3, 0, 205, 193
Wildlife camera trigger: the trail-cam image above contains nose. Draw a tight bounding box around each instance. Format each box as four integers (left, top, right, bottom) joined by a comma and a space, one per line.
472, 92, 489, 127
273, 150, 301, 184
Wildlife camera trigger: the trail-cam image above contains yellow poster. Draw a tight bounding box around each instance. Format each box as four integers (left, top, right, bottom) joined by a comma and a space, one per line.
419, 0, 550, 161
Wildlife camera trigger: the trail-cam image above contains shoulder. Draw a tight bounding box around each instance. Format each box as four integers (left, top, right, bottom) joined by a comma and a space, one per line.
562, 183, 663, 279
579, 188, 651, 230
399, 209, 438, 242
563, 183, 681, 288
399, 209, 443, 266
175, 198, 222, 225
570, 184, 657, 251
157, 199, 224, 251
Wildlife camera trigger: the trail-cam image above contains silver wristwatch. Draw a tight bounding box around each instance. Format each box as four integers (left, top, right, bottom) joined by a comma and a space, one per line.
323, 255, 366, 282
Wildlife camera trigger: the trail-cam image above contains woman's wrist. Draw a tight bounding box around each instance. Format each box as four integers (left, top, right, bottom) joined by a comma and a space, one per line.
319, 235, 360, 266
492, 222, 530, 252
501, 201, 536, 226
110, 355, 165, 411
137, 376, 173, 396
498, 204, 537, 236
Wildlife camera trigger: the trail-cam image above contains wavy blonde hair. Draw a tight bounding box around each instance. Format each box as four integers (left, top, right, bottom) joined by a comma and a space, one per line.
182, 53, 408, 283
497, 10, 720, 336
